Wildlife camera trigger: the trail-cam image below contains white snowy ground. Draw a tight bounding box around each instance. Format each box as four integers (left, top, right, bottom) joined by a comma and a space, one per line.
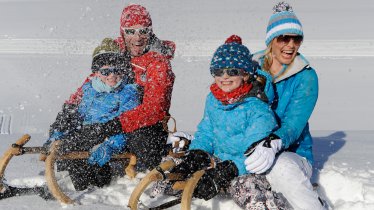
1, 0, 374, 209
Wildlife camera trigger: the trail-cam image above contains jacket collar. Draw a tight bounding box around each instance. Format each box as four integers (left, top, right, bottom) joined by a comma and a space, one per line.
253, 50, 310, 83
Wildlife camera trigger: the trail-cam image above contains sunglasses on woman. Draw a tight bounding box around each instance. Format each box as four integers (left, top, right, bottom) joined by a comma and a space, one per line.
123, 27, 152, 36
98, 67, 123, 76
212, 68, 245, 77
276, 35, 303, 45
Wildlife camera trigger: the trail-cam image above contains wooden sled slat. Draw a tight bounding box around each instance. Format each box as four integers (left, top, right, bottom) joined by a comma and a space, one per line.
45, 140, 75, 205
52, 151, 137, 179
0, 134, 31, 192
1, 134, 137, 205
128, 160, 176, 210
181, 170, 205, 210
44, 140, 138, 204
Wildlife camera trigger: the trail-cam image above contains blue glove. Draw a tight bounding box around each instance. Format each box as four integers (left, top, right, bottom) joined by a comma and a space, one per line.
88, 134, 126, 167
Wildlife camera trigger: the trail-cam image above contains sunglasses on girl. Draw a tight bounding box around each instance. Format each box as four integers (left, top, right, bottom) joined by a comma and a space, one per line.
276, 35, 303, 45
212, 68, 245, 77
123, 27, 152, 36
98, 67, 123, 76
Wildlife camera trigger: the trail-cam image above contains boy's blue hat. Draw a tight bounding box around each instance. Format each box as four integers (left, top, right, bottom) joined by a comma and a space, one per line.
265, 2, 303, 46
210, 35, 253, 75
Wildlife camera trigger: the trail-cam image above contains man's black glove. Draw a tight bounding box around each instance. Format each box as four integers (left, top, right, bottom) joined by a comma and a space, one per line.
170, 149, 212, 179
193, 160, 239, 200
79, 117, 123, 141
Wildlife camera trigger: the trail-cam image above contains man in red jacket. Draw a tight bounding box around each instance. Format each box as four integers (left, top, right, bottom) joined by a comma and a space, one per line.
65, 4, 175, 171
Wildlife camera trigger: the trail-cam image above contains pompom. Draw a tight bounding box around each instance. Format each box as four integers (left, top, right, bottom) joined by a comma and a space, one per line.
225, 35, 242, 44
272, 1, 293, 14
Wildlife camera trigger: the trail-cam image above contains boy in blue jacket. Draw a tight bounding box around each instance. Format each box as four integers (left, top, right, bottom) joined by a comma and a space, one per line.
45, 38, 140, 191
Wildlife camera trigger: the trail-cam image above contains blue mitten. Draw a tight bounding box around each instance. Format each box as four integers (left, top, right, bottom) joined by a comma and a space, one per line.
88, 134, 126, 167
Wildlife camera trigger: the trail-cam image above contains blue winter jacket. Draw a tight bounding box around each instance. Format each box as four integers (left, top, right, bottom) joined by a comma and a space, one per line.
79, 81, 139, 125
253, 51, 319, 165
189, 93, 278, 175
78, 79, 140, 145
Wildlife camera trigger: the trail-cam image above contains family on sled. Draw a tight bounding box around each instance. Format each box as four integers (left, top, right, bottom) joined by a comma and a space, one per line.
1, 2, 326, 210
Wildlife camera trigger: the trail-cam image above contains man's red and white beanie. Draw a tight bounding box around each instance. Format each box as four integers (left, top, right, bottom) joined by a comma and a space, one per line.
120, 4, 152, 37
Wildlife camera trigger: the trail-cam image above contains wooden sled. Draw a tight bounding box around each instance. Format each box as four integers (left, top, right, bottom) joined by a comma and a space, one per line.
128, 159, 206, 210
0, 134, 137, 204
128, 115, 207, 210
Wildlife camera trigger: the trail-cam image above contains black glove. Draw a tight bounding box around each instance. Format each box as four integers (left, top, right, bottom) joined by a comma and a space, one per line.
49, 103, 81, 135
193, 160, 239, 200
170, 149, 212, 179
80, 117, 123, 141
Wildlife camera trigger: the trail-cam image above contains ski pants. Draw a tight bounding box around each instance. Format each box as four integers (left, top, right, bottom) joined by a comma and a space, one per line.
56, 132, 112, 191
229, 174, 291, 210
266, 152, 325, 210
125, 122, 170, 171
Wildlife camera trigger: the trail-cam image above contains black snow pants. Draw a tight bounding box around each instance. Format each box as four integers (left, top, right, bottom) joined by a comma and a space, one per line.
125, 122, 170, 171
56, 131, 112, 191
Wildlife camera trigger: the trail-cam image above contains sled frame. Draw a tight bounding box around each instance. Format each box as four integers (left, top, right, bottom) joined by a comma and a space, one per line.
128, 159, 206, 210
0, 134, 137, 204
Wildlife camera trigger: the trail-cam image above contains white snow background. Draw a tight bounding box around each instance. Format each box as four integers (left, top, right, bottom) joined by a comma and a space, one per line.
1, 0, 374, 209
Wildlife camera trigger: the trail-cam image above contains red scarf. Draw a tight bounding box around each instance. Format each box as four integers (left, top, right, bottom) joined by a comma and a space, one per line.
210, 83, 252, 105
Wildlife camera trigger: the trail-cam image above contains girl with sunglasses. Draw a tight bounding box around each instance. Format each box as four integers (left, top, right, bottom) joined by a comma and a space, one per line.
44, 38, 140, 191
153, 35, 291, 208
246, 2, 326, 209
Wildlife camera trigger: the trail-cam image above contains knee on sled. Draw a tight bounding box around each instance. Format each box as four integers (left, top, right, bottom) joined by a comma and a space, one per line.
171, 150, 238, 199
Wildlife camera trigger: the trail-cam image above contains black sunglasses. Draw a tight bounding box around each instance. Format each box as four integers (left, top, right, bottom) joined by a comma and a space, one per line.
98, 67, 123, 76
276, 35, 303, 45
212, 68, 244, 77
123, 27, 151, 36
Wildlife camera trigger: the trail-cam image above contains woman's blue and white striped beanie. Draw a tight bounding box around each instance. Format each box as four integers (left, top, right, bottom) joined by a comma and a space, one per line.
265, 2, 303, 46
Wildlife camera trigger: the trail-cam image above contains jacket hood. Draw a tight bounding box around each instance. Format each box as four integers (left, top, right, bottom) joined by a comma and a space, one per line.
253, 50, 310, 83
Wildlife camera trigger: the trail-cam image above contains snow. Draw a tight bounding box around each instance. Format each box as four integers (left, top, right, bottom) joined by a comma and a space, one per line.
0, 0, 374, 209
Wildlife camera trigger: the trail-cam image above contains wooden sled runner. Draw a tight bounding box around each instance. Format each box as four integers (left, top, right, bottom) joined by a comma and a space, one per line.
128, 159, 206, 210
128, 116, 207, 209
0, 134, 137, 204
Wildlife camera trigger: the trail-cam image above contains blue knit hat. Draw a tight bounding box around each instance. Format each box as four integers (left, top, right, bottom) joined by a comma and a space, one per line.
265, 2, 303, 46
210, 35, 253, 75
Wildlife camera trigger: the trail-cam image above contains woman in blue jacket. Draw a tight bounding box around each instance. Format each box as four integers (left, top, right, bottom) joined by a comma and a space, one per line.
244, 2, 325, 209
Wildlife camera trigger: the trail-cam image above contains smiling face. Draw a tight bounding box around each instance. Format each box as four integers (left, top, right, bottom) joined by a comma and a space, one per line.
95, 66, 123, 87
270, 34, 301, 72
123, 24, 151, 57
214, 72, 250, 93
